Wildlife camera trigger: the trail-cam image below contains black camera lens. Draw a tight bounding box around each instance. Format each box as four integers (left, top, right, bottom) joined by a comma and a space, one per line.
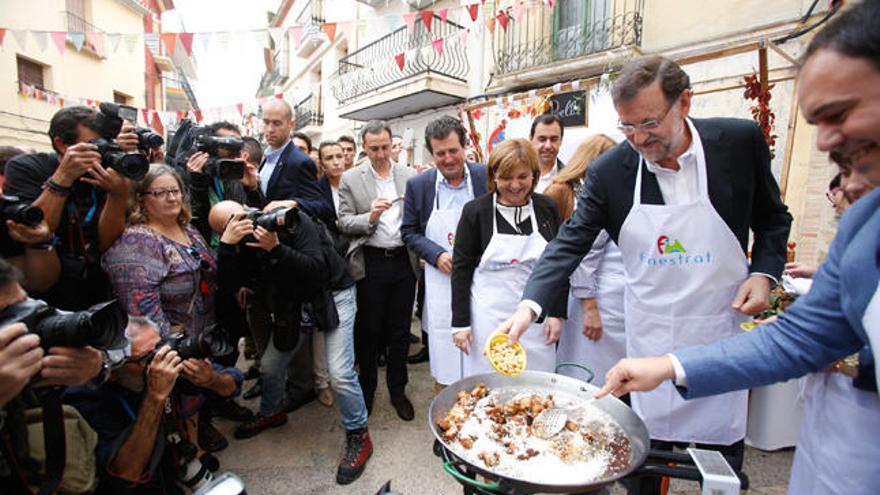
254, 207, 299, 233
204, 158, 245, 181
0, 298, 129, 351
136, 128, 164, 150
92, 138, 149, 181
156, 324, 232, 361
0, 195, 44, 227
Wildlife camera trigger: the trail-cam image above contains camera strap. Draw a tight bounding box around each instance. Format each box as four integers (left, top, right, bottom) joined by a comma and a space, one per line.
0, 391, 66, 495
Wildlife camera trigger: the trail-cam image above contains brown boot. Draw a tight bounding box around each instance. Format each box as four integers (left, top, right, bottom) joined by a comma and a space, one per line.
336, 428, 373, 484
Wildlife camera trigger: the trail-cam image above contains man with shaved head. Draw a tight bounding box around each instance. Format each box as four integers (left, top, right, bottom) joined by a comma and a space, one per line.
259, 98, 334, 223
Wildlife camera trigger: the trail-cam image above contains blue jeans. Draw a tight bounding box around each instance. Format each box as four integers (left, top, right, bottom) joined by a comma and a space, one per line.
325, 286, 368, 431
257, 331, 298, 417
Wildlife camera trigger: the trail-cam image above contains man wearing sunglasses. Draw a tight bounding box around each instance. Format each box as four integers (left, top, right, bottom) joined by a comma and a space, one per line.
499, 55, 792, 494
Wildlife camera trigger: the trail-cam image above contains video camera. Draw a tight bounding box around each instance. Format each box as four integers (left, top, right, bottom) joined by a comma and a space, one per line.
242, 206, 301, 234
91, 102, 150, 181
0, 298, 129, 351
0, 195, 43, 227
164, 120, 245, 181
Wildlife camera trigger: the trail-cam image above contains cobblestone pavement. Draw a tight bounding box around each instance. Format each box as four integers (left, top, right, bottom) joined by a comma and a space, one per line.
214, 332, 793, 494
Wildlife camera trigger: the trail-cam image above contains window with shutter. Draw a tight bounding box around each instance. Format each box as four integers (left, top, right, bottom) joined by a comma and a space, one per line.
17, 57, 45, 89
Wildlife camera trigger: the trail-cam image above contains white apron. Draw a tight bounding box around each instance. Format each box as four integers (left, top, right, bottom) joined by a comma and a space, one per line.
617, 128, 749, 445
424, 172, 472, 385
557, 234, 626, 386
463, 196, 557, 377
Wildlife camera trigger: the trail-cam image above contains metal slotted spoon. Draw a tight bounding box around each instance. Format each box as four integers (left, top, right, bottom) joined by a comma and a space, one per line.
533, 407, 568, 439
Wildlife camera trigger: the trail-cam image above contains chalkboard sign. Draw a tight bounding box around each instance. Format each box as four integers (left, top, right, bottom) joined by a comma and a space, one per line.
550, 91, 588, 127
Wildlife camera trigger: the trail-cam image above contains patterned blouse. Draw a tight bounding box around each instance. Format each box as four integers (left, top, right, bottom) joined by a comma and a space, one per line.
102, 224, 217, 338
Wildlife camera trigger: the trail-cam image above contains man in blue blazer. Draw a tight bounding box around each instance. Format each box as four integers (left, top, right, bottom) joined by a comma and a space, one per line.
597, 3, 880, 492
402, 116, 487, 391
259, 99, 334, 224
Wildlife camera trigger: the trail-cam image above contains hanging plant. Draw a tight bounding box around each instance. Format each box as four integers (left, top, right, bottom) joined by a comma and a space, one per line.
743, 71, 778, 159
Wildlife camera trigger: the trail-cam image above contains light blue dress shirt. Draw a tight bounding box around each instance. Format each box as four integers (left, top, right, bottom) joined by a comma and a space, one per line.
259, 140, 290, 195
435, 166, 472, 210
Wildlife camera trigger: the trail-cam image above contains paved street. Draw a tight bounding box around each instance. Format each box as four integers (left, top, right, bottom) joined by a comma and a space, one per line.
215, 330, 793, 494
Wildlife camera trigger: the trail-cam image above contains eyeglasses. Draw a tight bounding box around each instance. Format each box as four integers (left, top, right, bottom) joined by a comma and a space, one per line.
141, 188, 182, 199
617, 98, 679, 135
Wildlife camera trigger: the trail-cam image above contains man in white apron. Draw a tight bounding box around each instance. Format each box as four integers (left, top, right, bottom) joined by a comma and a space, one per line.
498, 56, 792, 493
401, 117, 488, 393
595, 4, 880, 493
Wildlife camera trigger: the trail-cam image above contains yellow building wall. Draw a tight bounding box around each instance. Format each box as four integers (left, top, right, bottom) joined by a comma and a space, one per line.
0, 0, 146, 150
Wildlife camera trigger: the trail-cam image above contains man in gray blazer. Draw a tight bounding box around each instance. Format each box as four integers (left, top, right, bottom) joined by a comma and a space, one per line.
337, 120, 417, 421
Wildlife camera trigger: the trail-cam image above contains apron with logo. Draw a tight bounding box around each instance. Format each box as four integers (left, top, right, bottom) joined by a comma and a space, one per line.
557, 233, 627, 386
424, 172, 473, 385
463, 196, 557, 377
617, 126, 749, 444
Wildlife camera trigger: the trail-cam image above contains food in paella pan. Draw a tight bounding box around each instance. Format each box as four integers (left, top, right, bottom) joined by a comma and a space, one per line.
437, 384, 632, 483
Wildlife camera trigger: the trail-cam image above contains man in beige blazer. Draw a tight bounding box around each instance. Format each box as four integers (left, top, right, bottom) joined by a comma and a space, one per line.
337, 120, 417, 421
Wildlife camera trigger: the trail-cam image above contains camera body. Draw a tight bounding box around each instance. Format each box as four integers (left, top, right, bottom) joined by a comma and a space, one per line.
242, 206, 300, 234
135, 127, 164, 152
0, 195, 44, 227
94, 102, 138, 141
89, 138, 149, 181
194, 135, 245, 181
151, 324, 233, 362
0, 298, 129, 351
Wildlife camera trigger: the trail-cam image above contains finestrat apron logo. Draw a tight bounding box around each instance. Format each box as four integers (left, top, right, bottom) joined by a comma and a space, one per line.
485, 257, 536, 271
447, 232, 455, 247
640, 235, 713, 267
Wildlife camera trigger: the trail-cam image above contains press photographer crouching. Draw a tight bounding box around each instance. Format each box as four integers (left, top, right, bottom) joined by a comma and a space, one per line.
3, 104, 151, 311
0, 258, 129, 494
64, 316, 244, 494
209, 199, 373, 484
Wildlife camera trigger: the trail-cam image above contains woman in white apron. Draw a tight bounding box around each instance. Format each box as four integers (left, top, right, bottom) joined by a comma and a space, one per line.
450, 139, 564, 376
423, 170, 473, 387
617, 119, 749, 446
557, 231, 626, 386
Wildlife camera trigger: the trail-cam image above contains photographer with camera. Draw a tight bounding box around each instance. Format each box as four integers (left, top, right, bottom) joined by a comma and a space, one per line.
64, 316, 243, 494
3, 105, 146, 311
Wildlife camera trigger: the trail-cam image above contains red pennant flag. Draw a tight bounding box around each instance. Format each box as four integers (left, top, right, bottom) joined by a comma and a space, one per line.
394, 52, 405, 71
438, 8, 448, 24
141, 109, 149, 123
86, 99, 94, 107
485, 17, 496, 34
179, 33, 194, 56
0, 28, 5, 47
419, 10, 433, 31
50, 31, 67, 55
58, 97, 64, 107
466, 4, 479, 22
547, 0, 556, 8
497, 11, 510, 31
161, 33, 177, 56
194, 109, 203, 122
151, 112, 164, 137
322, 23, 337, 43
235, 103, 244, 116
402, 12, 418, 33
473, 109, 482, 120
274, 93, 283, 99
431, 38, 444, 56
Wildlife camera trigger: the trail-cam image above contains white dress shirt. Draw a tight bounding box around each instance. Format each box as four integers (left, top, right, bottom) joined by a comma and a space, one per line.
366, 166, 404, 248
535, 165, 558, 194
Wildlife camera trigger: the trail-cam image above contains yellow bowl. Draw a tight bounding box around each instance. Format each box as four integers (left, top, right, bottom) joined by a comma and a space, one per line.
740, 321, 757, 332
484, 332, 527, 377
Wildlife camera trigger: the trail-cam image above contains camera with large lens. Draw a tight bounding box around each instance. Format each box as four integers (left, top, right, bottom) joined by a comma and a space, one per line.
0, 195, 44, 227
94, 102, 138, 140
135, 127, 164, 152
0, 298, 129, 350
194, 135, 245, 181
242, 206, 300, 234
90, 137, 149, 181
154, 324, 233, 361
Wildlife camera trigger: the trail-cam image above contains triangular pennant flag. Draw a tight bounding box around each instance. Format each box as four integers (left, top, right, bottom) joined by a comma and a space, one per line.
106, 33, 121, 54
194, 109, 203, 123
86, 99, 94, 107
32, 31, 48, 53
419, 10, 434, 31
179, 32, 194, 56
322, 23, 337, 43
235, 103, 244, 116
68, 32, 85, 52
288, 26, 303, 47
466, 3, 480, 22
485, 17, 496, 34
438, 8, 449, 24
86, 32, 104, 56
141, 109, 149, 124
124, 33, 139, 54
0, 29, 6, 48
58, 97, 64, 107
473, 108, 482, 120
196, 31, 212, 52
431, 38, 444, 56
267, 27, 283, 47
215, 32, 230, 52
458, 29, 469, 46
160, 32, 177, 56
548, 0, 556, 8
12, 30, 28, 50
497, 11, 510, 31
177, 111, 185, 121
402, 12, 418, 33
47, 93, 56, 105
512, 2, 524, 22
394, 52, 405, 71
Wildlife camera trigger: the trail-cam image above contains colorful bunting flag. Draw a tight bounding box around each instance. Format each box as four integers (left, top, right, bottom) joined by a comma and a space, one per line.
179, 32, 194, 56
0, 29, 6, 48
431, 38, 444, 56
512, 2, 525, 22
86, 32, 104, 55
106, 33, 121, 54
485, 16, 496, 34
12, 29, 28, 50
402, 12, 418, 33
322, 22, 337, 43
32, 31, 48, 53
419, 10, 434, 31
288, 26, 303, 47
68, 32, 85, 52
394, 52, 405, 71
160, 32, 177, 56
497, 11, 510, 31
439, 8, 449, 24
466, 4, 480, 22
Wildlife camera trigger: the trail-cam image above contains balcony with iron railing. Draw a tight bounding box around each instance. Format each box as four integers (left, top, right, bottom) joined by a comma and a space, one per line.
65, 11, 104, 54
294, 93, 323, 131
295, 0, 325, 57
494, 0, 643, 78
329, 14, 469, 120
162, 71, 198, 110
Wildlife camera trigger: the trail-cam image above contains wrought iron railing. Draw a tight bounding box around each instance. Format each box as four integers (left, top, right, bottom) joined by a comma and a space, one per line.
494, 0, 643, 76
329, 14, 468, 104
163, 71, 198, 108
65, 11, 104, 53
294, 92, 323, 130
295, 0, 324, 26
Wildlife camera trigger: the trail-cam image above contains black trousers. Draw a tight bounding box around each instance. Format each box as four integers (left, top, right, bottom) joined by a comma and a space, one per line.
355, 247, 416, 398
624, 438, 745, 495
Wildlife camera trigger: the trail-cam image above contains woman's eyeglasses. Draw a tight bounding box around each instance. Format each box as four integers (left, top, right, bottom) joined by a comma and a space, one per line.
142, 188, 182, 199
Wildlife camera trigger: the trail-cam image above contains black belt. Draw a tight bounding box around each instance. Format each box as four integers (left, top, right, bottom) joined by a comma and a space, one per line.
363, 245, 407, 257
